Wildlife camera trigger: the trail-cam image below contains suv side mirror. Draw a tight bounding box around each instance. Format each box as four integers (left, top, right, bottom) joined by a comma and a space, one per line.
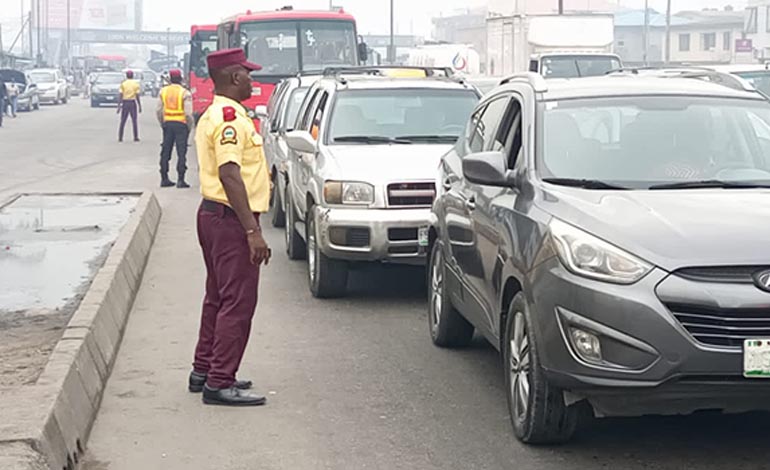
286, 130, 317, 154
462, 151, 513, 187
255, 105, 268, 120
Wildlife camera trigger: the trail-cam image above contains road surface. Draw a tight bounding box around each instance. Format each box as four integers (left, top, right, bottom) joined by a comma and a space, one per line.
2, 100, 769, 470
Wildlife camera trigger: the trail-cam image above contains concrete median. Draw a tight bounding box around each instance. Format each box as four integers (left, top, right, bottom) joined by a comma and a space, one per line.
0, 191, 161, 469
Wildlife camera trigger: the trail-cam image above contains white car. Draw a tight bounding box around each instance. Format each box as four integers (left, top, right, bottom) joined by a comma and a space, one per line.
28, 68, 69, 105
283, 67, 481, 298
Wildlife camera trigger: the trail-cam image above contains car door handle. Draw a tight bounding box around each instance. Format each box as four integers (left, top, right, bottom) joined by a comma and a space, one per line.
442, 178, 453, 190
464, 196, 476, 211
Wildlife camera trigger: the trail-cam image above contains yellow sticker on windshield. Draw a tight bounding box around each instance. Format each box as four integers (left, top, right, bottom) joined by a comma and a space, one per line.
382, 69, 428, 78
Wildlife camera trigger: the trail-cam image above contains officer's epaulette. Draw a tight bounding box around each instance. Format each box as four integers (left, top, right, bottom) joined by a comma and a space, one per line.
223, 106, 237, 122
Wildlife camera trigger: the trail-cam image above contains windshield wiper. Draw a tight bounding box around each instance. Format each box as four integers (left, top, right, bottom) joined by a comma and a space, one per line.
395, 134, 458, 143
542, 178, 630, 190
649, 180, 770, 190
333, 135, 412, 145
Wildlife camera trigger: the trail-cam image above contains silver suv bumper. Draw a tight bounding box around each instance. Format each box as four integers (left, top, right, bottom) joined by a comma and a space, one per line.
314, 207, 432, 265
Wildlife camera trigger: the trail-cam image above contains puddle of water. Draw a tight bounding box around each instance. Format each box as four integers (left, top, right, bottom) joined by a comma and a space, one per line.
0, 194, 138, 314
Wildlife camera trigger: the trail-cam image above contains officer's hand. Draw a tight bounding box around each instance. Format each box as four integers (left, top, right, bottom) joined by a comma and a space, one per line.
247, 232, 271, 266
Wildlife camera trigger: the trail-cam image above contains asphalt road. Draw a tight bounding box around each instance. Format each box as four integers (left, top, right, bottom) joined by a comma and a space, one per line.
3, 100, 770, 470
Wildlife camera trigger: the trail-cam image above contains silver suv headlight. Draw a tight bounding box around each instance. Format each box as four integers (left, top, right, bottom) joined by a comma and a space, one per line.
550, 219, 652, 284
324, 181, 375, 205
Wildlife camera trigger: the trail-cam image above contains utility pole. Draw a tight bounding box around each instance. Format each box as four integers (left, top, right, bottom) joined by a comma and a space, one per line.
66, 0, 71, 70
36, 0, 41, 65
167, 27, 171, 61
665, 0, 672, 63
643, 0, 650, 66
389, 0, 395, 64
558, 0, 564, 14
29, 12, 33, 58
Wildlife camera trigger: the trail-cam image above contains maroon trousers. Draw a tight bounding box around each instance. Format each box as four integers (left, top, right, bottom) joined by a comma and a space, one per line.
193, 201, 261, 389
119, 100, 139, 141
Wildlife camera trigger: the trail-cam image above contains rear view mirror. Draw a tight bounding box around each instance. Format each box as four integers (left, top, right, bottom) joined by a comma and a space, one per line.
286, 130, 317, 154
462, 151, 513, 187
358, 40, 369, 63
255, 105, 268, 120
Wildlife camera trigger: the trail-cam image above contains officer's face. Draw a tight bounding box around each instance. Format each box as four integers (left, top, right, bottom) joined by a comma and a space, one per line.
233, 67, 252, 102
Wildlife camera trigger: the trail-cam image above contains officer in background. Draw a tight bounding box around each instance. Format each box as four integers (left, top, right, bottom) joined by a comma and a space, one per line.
157, 69, 193, 188
189, 48, 271, 407
118, 70, 142, 142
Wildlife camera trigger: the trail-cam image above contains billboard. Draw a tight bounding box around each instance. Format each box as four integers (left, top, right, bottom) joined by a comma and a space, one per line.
37, 0, 139, 31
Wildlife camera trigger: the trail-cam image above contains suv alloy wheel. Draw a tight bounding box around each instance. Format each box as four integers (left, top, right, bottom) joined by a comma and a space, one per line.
504, 292, 580, 444
428, 242, 474, 347
307, 206, 348, 298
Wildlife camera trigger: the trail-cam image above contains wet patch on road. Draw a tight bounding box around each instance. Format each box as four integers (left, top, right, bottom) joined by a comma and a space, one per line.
0, 194, 138, 385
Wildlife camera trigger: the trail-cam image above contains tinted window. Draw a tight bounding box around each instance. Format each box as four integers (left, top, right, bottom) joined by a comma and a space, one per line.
735, 71, 770, 95
541, 56, 621, 78
539, 96, 770, 188
29, 71, 56, 83
468, 97, 509, 152
467, 105, 487, 153
284, 87, 309, 131
328, 89, 479, 144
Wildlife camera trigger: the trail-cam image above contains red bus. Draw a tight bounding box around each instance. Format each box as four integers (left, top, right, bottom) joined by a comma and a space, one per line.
188, 24, 218, 121
217, 7, 367, 127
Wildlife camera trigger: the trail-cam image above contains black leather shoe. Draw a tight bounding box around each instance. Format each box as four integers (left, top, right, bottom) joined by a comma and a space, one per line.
202, 385, 266, 407
160, 179, 175, 188
188, 371, 253, 393
176, 180, 190, 189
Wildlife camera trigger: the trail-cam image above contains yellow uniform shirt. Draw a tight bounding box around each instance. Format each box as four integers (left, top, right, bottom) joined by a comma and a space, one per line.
119, 79, 141, 100
196, 95, 270, 213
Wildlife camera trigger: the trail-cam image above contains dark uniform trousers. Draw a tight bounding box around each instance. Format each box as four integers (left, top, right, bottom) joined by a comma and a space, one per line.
160, 121, 189, 179
119, 100, 139, 141
194, 200, 261, 389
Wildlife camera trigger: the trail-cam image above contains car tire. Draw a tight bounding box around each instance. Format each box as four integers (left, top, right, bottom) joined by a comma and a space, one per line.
62, 94, 68, 104
270, 176, 286, 228
504, 292, 579, 445
33, 100, 40, 111
428, 241, 475, 347
91, 100, 98, 108
307, 207, 348, 298
284, 189, 306, 260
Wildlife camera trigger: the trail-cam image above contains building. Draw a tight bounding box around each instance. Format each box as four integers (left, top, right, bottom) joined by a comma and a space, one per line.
745, 1, 770, 61
488, 0, 618, 15
432, 8, 488, 72
614, 9, 669, 65
669, 9, 745, 64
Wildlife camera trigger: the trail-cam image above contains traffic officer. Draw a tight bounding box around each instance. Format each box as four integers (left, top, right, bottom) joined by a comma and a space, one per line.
118, 70, 142, 142
190, 48, 271, 407
156, 69, 193, 188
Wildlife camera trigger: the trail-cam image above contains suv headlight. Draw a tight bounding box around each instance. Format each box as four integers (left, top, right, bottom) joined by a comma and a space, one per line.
324, 181, 375, 205
550, 219, 652, 284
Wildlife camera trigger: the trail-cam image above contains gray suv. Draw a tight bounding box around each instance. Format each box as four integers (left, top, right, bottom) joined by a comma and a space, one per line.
428, 70, 770, 443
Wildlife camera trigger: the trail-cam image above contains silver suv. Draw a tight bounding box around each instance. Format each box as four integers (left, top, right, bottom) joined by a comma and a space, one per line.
429, 69, 770, 443
283, 67, 480, 298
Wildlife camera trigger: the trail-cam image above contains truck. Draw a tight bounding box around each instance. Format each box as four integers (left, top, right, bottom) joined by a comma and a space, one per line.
486, 14, 621, 78
405, 44, 481, 76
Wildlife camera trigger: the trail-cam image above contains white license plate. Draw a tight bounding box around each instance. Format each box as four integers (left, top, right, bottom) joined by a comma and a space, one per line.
744, 339, 770, 378
418, 227, 429, 247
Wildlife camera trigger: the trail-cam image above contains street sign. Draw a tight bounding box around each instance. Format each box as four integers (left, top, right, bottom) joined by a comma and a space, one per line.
736, 38, 753, 53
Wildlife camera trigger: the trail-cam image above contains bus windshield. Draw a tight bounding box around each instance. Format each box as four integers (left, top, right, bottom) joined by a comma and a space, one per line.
190, 30, 217, 78
240, 20, 357, 76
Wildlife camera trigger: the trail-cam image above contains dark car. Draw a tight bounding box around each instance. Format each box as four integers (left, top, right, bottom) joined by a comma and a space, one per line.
0, 69, 40, 112
428, 70, 770, 443
90, 72, 124, 107
140, 70, 159, 97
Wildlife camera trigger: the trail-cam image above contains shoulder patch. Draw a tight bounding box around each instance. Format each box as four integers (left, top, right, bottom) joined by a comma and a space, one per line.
220, 125, 238, 145
223, 106, 237, 122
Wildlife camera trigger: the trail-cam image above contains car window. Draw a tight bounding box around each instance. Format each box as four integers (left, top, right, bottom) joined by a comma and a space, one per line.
499, 99, 523, 169
539, 96, 770, 188
469, 96, 509, 153
299, 89, 322, 131
310, 92, 329, 140
327, 88, 480, 145
283, 87, 309, 131
467, 105, 488, 154
269, 82, 290, 131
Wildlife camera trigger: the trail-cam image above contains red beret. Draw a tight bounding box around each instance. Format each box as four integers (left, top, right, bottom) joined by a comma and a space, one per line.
169, 69, 182, 79
125, 70, 134, 79
206, 48, 262, 72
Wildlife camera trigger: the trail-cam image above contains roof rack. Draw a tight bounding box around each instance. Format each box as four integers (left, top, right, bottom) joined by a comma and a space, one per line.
321, 65, 456, 83
498, 72, 548, 93
607, 66, 767, 98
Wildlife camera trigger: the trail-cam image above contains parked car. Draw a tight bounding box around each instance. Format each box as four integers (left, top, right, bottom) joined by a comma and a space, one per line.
283, 68, 480, 298
427, 69, 770, 444
28, 68, 69, 105
90, 72, 124, 107
0, 69, 40, 112
140, 70, 160, 97
257, 73, 323, 228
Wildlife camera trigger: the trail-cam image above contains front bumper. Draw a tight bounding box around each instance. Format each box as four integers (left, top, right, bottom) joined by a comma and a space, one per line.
314, 206, 431, 265
38, 90, 59, 102
92, 93, 120, 104
530, 257, 770, 417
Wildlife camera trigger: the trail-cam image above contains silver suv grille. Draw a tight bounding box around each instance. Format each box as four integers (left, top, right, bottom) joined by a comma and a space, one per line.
387, 182, 436, 207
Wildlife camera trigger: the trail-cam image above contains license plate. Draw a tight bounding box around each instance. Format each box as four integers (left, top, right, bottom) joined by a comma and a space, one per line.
418, 227, 429, 247
744, 339, 770, 378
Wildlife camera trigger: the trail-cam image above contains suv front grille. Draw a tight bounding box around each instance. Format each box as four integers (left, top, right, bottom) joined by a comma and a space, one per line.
387, 182, 436, 207
675, 266, 769, 284
667, 303, 770, 348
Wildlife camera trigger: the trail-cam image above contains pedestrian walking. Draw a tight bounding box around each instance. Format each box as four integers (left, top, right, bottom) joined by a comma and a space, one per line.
0, 76, 6, 128
6, 81, 19, 118
157, 69, 194, 188
118, 70, 142, 142
190, 48, 271, 407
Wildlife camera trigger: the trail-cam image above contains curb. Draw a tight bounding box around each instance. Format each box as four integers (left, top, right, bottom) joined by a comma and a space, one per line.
0, 192, 162, 470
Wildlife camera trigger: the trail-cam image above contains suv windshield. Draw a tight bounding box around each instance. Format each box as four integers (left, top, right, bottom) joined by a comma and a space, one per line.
95, 74, 124, 84
328, 88, 479, 144
29, 71, 56, 83
541, 56, 621, 78
539, 96, 770, 189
